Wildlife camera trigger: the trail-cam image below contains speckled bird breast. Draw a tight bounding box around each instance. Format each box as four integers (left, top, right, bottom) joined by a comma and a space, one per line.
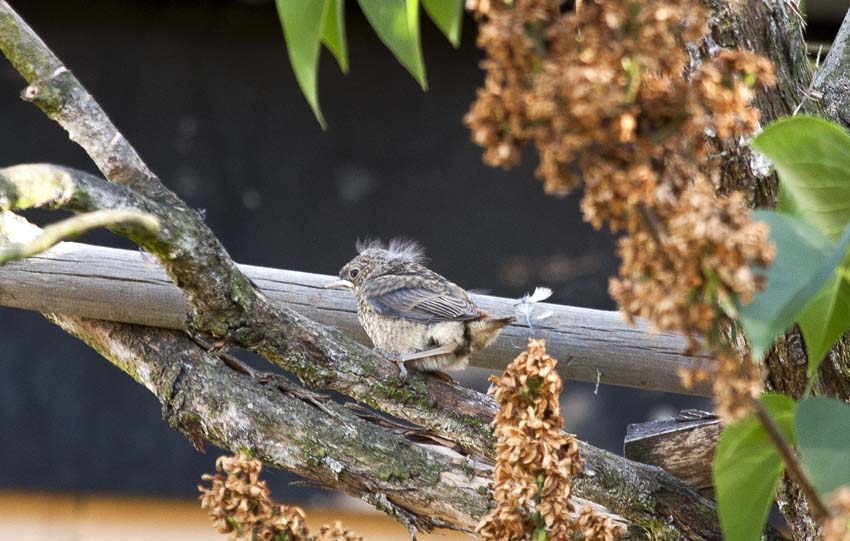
356, 297, 431, 353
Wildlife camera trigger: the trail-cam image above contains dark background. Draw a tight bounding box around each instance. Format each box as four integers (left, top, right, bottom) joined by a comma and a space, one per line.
0, 0, 839, 499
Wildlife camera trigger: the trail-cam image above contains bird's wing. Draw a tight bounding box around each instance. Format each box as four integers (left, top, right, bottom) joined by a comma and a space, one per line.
365, 282, 481, 323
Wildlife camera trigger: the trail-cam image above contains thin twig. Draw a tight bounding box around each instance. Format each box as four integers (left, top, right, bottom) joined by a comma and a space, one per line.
0, 210, 159, 264
793, 44, 824, 115
752, 399, 831, 522
187, 334, 257, 377
637, 202, 676, 268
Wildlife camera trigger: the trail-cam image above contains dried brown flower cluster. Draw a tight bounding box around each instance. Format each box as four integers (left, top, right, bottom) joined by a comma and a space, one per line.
576, 506, 625, 541
198, 453, 361, 541
465, 0, 775, 421
710, 351, 764, 422
315, 523, 363, 541
824, 486, 850, 541
477, 339, 622, 541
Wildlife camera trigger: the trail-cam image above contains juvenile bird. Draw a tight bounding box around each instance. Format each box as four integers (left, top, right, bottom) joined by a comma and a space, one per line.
326, 239, 514, 377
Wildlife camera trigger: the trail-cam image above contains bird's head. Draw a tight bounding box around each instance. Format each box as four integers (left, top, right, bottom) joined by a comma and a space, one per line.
326, 238, 426, 292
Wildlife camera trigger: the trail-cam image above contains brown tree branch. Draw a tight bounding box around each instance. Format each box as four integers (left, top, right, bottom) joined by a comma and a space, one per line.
0, 235, 713, 395
752, 399, 830, 522
0, 209, 158, 263
48, 312, 497, 536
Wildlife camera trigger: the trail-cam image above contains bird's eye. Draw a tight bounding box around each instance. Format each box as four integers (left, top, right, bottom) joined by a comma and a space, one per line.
348, 268, 360, 279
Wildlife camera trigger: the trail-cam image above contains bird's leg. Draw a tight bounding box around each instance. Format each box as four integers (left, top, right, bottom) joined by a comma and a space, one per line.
425, 370, 457, 383
373, 347, 409, 381
373, 344, 459, 382
395, 344, 458, 362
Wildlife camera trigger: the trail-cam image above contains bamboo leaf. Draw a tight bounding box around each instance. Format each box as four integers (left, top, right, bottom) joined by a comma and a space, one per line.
322, 0, 349, 73
275, 0, 330, 128
358, 0, 427, 89
422, 0, 463, 47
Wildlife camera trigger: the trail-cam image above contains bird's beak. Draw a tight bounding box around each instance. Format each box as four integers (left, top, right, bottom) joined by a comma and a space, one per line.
325, 279, 354, 290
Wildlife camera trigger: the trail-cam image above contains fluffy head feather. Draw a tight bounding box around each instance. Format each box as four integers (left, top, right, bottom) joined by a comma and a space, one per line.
355, 238, 427, 264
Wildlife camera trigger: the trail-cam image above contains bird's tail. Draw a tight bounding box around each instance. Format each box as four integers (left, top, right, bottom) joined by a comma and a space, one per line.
489, 315, 516, 328
469, 314, 515, 352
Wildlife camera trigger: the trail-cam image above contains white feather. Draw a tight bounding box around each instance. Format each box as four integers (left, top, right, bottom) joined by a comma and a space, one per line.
520, 286, 553, 304
515, 286, 554, 332
355, 237, 427, 263
535, 310, 555, 321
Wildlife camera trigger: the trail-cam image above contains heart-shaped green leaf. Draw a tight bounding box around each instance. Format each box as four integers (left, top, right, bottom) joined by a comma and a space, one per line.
752, 116, 850, 241
796, 396, 850, 497
422, 0, 463, 47
740, 211, 850, 361
358, 0, 427, 89
714, 394, 796, 541
797, 272, 850, 376
752, 116, 850, 369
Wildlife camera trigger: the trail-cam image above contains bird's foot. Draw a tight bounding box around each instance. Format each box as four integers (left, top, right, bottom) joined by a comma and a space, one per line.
373, 348, 409, 381
426, 370, 456, 384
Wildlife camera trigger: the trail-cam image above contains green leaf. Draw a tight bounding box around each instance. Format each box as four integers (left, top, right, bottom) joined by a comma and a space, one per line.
714, 394, 796, 541
740, 211, 850, 361
321, 0, 349, 73
276, 0, 330, 128
422, 0, 463, 47
776, 185, 800, 216
358, 0, 428, 89
796, 396, 850, 497
753, 116, 850, 374
752, 115, 850, 240
798, 272, 850, 375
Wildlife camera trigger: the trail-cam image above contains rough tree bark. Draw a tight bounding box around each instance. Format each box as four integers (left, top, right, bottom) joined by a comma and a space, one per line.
706, 2, 850, 540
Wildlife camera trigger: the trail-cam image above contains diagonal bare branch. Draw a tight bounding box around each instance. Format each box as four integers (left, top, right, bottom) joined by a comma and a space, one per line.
46, 314, 496, 536
0, 209, 158, 264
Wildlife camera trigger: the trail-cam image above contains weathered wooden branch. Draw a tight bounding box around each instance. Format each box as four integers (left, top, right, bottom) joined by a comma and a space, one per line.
0, 206, 712, 397
47, 313, 501, 536
625, 411, 720, 494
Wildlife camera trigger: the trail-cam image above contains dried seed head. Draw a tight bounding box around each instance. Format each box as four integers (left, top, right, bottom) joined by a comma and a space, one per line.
477, 339, 623, 541
823, 486, 850, 541
465, 0, 775, 423
198, 453, 361, 541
